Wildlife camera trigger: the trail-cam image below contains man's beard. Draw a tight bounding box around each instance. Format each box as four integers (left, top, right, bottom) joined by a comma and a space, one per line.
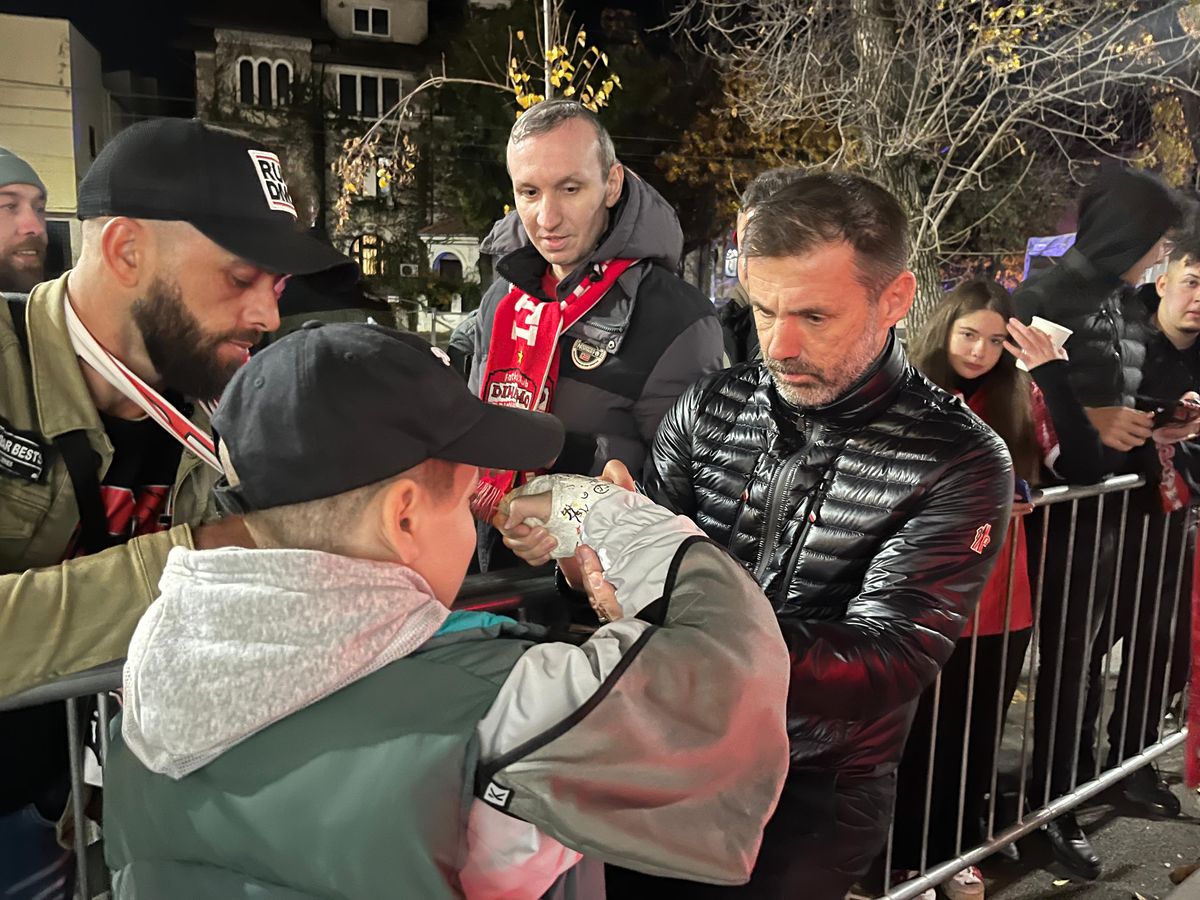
131, 277, 259, 400
765, 317, 883, 409
0, 238, 46, 292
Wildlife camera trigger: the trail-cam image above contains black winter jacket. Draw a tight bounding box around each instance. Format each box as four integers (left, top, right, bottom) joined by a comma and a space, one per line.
643, 334, 1013, 775
469, 171, 723, 479
1012, 169, 1174, 409
1013, 249, 1150, 409
1128, 285, 1200, 508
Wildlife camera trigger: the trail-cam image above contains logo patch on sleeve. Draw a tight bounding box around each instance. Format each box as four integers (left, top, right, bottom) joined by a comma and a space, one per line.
482, 781, 513, 810
970, 523, 992, 555
247, 150, 297, 217
0, 416, 46, 483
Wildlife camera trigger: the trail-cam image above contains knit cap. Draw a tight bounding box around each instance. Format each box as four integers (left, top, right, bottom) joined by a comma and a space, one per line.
0, 148, 46, 195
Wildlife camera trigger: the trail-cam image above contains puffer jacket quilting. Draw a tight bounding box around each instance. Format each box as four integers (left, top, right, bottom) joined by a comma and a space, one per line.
643, 334, 1014, 775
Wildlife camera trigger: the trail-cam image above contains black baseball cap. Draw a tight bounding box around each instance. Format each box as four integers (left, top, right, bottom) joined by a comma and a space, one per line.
77, 118, 350, 277
212, 322, 565, 512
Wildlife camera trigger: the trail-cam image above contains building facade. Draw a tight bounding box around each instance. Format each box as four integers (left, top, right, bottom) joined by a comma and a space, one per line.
0, 13, 111, 270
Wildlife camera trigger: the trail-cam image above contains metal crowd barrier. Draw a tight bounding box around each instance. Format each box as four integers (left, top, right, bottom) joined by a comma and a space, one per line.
4, 476, 1193, 900
0, 566, 562, 900
880, 474, 1193, 899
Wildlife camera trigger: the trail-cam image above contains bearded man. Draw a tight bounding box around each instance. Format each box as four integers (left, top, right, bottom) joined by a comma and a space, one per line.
0, 119, 349, 899
505, 172, 1015, 899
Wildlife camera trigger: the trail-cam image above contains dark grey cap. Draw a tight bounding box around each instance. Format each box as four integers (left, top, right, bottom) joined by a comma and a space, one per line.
212, 322, 565, 512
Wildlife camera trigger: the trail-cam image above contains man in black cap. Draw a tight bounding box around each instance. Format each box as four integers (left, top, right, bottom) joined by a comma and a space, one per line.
0, 118, 350, 899
102, 322, 791, 899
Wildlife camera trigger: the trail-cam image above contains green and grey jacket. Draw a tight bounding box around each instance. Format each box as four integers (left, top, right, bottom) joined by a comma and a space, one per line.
0, 272, 220, 700
105, 490, 791, 898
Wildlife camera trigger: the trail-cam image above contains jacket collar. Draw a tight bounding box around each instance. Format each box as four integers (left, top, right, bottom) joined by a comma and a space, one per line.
26, 273, 105, 440
759, 329, 910, 430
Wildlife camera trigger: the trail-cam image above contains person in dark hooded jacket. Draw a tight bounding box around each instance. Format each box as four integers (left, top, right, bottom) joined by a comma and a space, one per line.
468, 100, 722, 571
719, 167, 807, 366
1012, 169, 1181, 880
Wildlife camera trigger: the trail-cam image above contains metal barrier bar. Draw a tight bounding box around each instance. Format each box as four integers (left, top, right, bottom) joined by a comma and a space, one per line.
1117, 514, 1153, 766
1093, 490, 1131, 781
986, 518, 1021, 842
882, 731, 1187, 900
7, 475, 1173, 900
1043, 497, 1080, 806
1068, 492, 1106, 792
65, 697, 88, 900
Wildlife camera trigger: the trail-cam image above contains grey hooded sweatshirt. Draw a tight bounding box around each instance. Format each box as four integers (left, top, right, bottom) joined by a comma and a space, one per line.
112, 489, 792, 897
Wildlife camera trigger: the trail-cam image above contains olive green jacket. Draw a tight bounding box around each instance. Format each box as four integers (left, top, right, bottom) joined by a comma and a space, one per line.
0, 273, 221, 698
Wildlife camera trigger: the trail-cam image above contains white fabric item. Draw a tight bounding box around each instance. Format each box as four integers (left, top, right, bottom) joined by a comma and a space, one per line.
507, 474, 624, 559
121, 547, 449, 779
465, 490, 705, 898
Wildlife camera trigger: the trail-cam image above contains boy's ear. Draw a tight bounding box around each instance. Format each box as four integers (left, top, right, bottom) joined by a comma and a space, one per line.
380, 477, 421, 565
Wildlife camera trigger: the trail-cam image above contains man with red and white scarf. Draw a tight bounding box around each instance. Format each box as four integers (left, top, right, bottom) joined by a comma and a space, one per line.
468, 99, 723, 570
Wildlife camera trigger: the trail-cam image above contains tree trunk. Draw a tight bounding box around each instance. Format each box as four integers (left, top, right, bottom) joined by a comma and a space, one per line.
907, 249, 943, 340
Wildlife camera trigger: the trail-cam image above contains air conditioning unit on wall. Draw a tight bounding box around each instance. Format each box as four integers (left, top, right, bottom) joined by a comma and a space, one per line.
397, 263, 419, 277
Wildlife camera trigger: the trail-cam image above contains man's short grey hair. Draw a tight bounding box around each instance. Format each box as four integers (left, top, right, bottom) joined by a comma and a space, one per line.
741, 172, 910, 298
507, 99, 617, 172
740, 167, 807, 213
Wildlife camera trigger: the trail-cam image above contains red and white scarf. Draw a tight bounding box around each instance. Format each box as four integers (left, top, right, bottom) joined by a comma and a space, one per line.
471, 258, 637, 522
64, 296, 223, 473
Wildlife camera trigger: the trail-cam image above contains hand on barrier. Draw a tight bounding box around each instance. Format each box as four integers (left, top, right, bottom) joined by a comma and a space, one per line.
1085, 405, 1154, 452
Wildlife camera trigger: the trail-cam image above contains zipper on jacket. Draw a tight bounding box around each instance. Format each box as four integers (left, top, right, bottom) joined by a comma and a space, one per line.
752, 418, 818, 582
753, 454, 804, 583
774, 468, 837, 609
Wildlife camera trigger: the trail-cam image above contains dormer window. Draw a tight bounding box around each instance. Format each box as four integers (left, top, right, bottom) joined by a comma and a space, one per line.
353, 7, 390, 37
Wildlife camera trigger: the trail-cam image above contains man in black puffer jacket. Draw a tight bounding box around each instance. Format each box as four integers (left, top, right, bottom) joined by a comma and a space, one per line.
1012, 169, 1181, 881
505, 172, 1015, 898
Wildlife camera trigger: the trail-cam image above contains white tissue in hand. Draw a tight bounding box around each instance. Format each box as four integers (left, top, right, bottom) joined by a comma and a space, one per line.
508, 474, 622, 558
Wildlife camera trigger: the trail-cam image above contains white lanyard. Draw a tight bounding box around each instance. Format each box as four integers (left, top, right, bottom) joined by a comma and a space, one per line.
63, 296, 223, 473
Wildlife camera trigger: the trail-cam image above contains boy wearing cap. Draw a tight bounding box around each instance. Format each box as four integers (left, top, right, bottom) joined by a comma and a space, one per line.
0, 120, 350, 897
102, 323, 791, 899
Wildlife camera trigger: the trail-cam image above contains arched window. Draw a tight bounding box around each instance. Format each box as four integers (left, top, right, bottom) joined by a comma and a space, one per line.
239, 59, 254, 105
236, 58, 293, 108
351, 233, 385, 277
256, 62, 272, 107
275, 62, 291, 106
434, 253, 463, 283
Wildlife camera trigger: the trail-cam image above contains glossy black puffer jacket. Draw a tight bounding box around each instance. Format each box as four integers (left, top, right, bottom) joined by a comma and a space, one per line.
643, 334, 1013, 776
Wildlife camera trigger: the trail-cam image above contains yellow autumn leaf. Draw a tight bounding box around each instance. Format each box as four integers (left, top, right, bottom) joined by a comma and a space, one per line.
577, 29, 587, 47
601, 52, 608, 65
564, 85, 576, 96
516, 30, 524, 40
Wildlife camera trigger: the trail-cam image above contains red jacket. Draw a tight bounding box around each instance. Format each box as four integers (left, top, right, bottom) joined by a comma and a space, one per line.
959, 389, 1035, 637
